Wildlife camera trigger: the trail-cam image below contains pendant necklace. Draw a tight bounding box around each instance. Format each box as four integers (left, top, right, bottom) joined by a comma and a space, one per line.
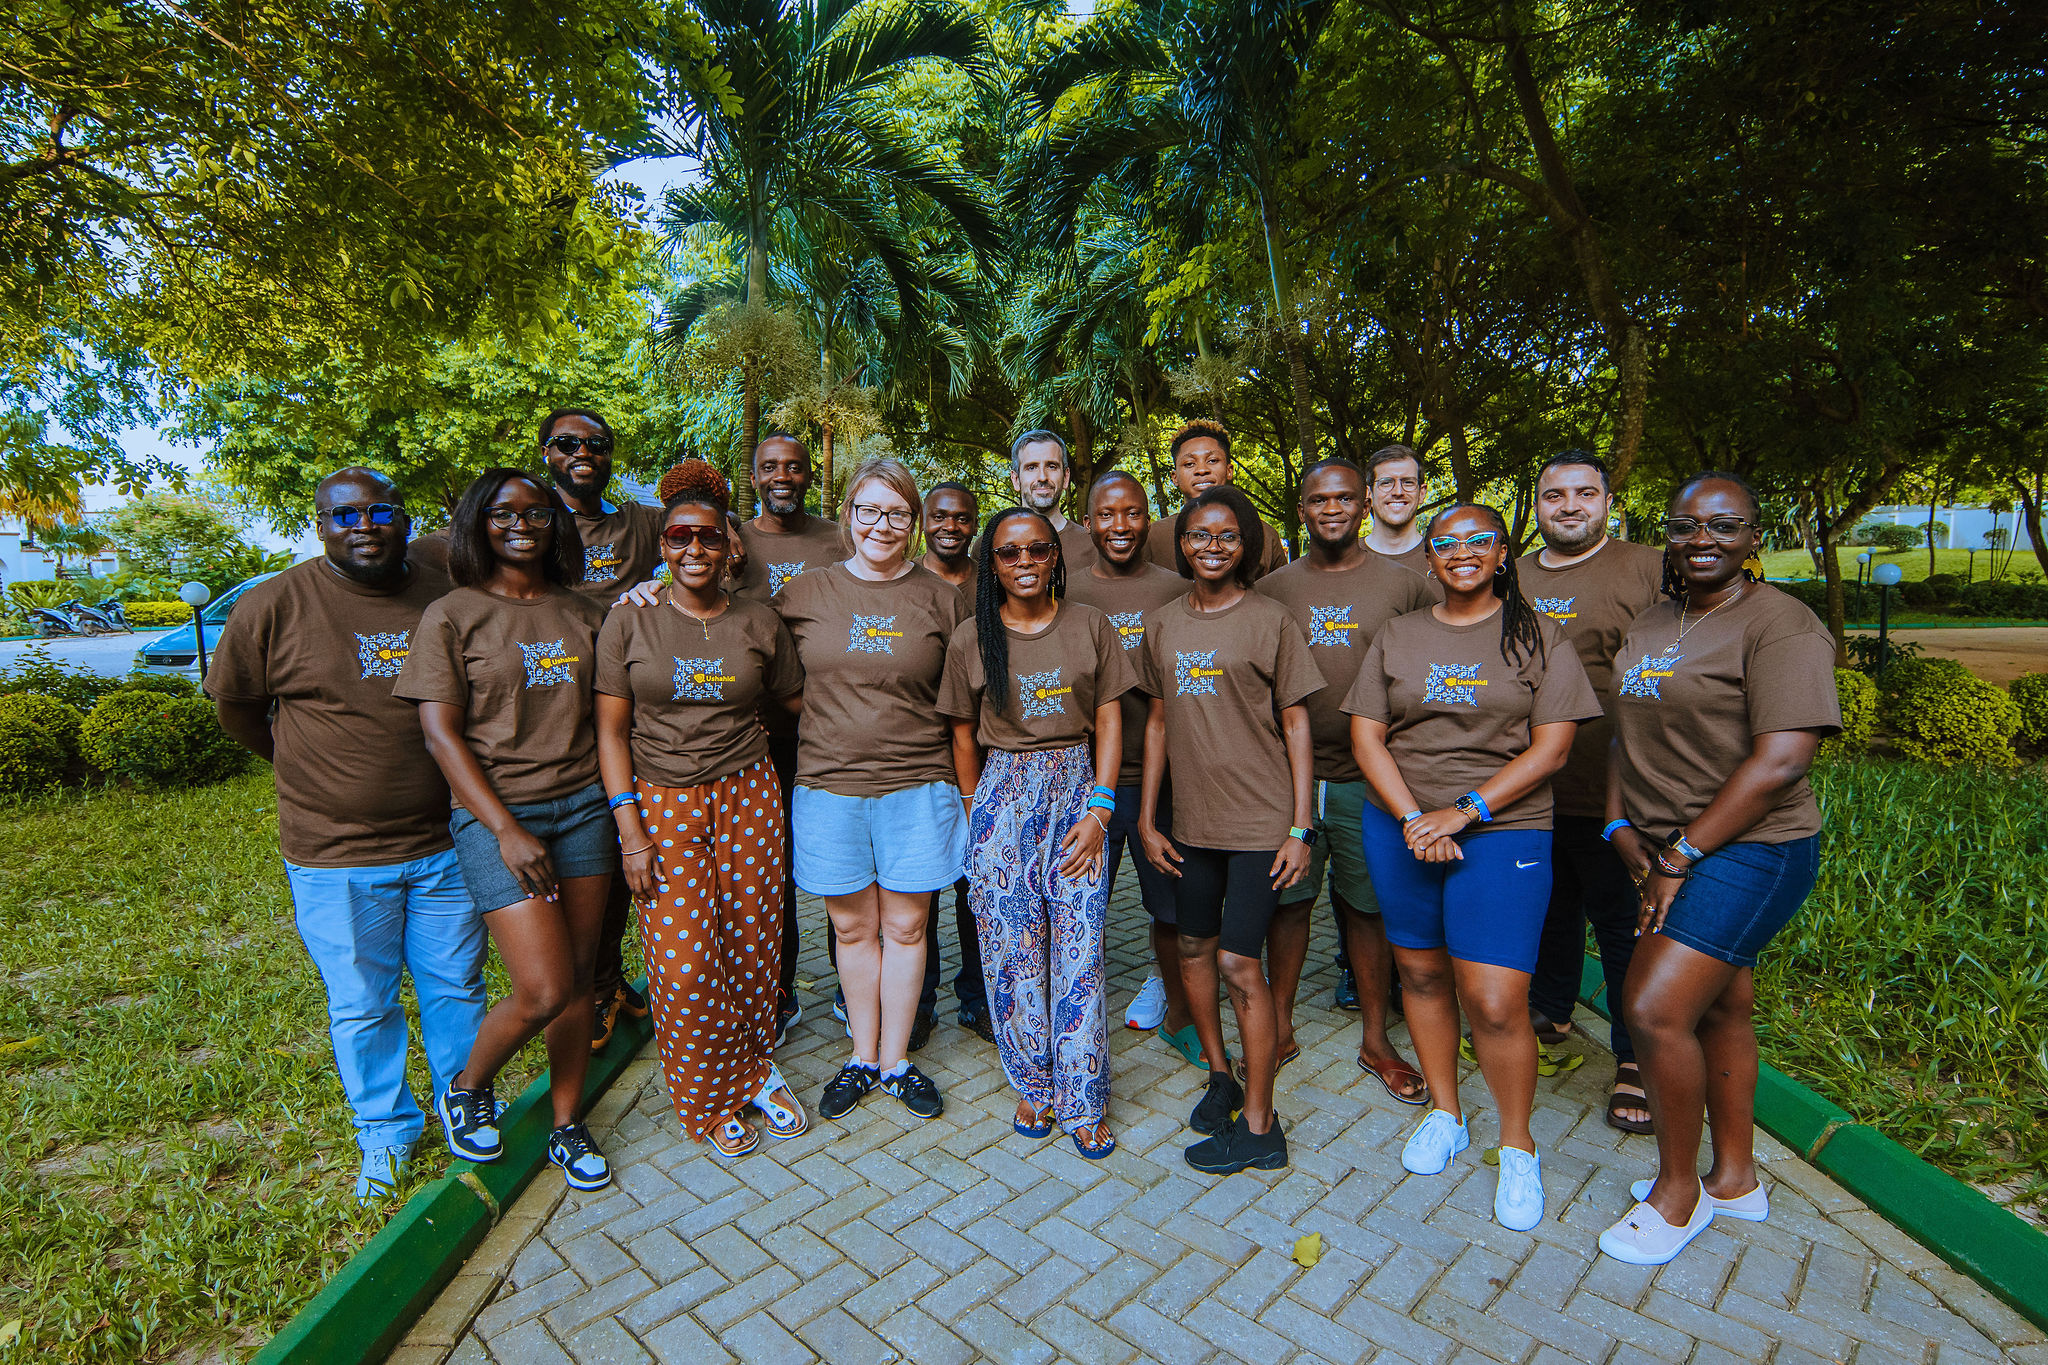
670, 595, 722, 642
1674, 581, 1746, 646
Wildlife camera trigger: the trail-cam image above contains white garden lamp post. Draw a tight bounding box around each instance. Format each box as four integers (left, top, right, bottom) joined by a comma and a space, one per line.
178, 581, 213, 681
1872, 561, 1903, 675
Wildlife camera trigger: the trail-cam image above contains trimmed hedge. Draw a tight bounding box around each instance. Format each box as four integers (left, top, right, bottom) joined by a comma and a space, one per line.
0, 692, 85, 761
125, 600, 194, 628
79, 691, 248, 787
2011, 672, 2048, 746
1883, 669, 2023, 767
0, 708, 66, 793
1818, 668, 1876, 760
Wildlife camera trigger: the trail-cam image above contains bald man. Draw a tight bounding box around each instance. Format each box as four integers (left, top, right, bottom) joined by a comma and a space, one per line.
209, 468, 484, 1205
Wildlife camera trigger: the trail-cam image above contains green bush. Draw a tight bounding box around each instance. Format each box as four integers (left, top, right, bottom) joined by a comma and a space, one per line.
1956, 579, 2048, 619
1898, 579, 1937, 607
1884, 669, 2022, 767
1874, 655, 1969, 715
2010, 672, 2048, 745
1777, 579, 1826, 612
1818, 668, 1877, 760
6, 579, 71, 613
0, 692, 86, 761
0, 707, 67, 793
0, 644, 125, 712
114, 673, 201, 699
1924, 572, 1963, 605
79, 692, 248, 787
125, 601, 193, 628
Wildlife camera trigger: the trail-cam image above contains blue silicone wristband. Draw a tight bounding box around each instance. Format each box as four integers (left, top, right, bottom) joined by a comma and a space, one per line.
1086, 796, 1116, 812
1601, 819, 1630, 842
608, 792, 640, 810
1464, 790, 1492, 823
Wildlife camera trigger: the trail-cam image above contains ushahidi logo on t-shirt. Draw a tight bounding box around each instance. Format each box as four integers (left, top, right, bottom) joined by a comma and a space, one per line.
1423, 663, 1487, 707
1309, 605, 1359, 646
848, 615, 903, 654
1108, 612, 1145, 650
1619, 646, 1683, 700
355, 631, 411, 679
583, 544, 624, 582
1534, 596, 1578, 620
519, 640, 582, 688
1175, 650, 1222, 696
1018, 668, 1071, 719
673, 656, 737, 701
769, 562, 806, 594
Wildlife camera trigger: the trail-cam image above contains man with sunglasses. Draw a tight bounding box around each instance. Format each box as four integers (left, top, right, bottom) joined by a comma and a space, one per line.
208, 468, 486, 1204
1515, 451, 1667, 1133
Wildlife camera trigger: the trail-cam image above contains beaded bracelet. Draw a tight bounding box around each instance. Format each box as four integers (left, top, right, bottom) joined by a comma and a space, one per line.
1651, 853, 1694, 880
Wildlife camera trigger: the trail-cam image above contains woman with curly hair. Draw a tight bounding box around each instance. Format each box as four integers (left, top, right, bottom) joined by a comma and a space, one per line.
1344, 502, 1599, 1231
938, 507, 1136, 1159
594, 461, 808, 1158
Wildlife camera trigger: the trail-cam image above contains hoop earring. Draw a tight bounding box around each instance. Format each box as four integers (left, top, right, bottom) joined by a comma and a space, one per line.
1494, 564, 1506, 575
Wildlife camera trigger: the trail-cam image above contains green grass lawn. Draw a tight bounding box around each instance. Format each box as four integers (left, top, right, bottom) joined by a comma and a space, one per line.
1762, 545, 2044, 585
0, 771, 576, 1364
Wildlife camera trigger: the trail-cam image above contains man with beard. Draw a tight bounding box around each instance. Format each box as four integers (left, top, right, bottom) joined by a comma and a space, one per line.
208, 469, 485, 1203
1516, 451, 1665, 1132
1255, 459, 1434, 1105
733, 434, 849, 601
1062, 472, 1196, 1053
1006, 430, 1097, 571
1142, 420, 1288, 582
1362, 444, 1434, 580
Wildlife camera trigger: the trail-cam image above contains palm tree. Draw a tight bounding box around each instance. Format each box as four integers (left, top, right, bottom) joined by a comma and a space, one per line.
650, 0, 1001, 506
1011, 0, 1335, 467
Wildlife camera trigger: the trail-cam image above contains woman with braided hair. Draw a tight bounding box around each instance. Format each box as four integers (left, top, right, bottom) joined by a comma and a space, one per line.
593, 460, 809, 1158
938, 508, 1135, 1158
1343, 502, 1600, 1230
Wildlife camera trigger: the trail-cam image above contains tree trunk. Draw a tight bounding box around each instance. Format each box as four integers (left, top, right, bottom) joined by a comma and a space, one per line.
1192, 318, 1226, 425
1818, 523, 1848, 667
1255, 180, 1317, 467
820, 423, 836, 511
2016, 474, 2048, 583
1447, 422, 1475, 503
1926, 479, 1940, 578
736, 372, 760, 516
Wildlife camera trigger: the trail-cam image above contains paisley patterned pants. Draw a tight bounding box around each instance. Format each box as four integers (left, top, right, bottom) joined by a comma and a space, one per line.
967, 744, 1110, 1131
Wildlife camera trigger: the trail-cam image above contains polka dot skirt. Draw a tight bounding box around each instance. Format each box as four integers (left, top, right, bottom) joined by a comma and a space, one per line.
633, 756, 785, 1139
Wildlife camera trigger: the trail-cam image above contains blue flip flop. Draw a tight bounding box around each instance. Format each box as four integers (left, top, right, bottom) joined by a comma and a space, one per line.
1014, 1107, 1056, 1139
1073, 1125, 1117, 1161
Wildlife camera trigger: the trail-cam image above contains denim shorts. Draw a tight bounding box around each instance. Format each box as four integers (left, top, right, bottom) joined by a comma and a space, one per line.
790, 780, 967, 896
1656, 836, 1820, 967
1359, 802, 1551, 971
449, 782, 617, 914
1279, 779, 1381, 913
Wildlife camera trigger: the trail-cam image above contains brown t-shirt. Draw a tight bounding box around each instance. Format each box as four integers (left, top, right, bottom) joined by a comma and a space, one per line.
733, 515, 847, 601
407, 500, 663, 606
1367, 540, 1434, 582
937, 604, 1137, 754
1143, 513, 1290, 583
394, 586, 609, 807
1063, 564, 1189, 785
1256, 555, 1439, 782
774, 563, 965, 796
966, 514, 1097, 576
1516, 538, 1667, 819
205, 558, 455, 868
1615, 584, 1841, 843
595, 591, 803, 788
1135, 593, 1324, 850
1342, 608, 1600, 831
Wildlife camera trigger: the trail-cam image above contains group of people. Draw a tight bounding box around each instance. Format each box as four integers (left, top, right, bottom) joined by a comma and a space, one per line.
210, 408, 1839, 1270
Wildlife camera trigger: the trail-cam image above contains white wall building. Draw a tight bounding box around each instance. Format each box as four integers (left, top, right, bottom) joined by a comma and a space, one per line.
0, 522, 122, 591
1861, 504, 2037, 552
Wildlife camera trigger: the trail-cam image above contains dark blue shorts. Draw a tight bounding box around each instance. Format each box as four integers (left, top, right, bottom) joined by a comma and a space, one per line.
449, 782, 617, 914
1359, 802, 1551, 971
1105, 785, 1177, 924
1655, 836, 1819, 967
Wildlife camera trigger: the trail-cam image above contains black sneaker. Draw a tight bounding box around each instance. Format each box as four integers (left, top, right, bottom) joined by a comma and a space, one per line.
776, 996, 802, 1048
438, 1082, 502, 1162
547, 1121, 611, 1190
1185, 1112, 1288, 1174
1334, 966, 1360, 1011
1190, 1070, 1243, 1136
880, 1063, 944, 1119
957, 1002, 996, 1045
908, 1006, 935, 1053
590, 991, 618, 1054
819, 1062, 878, 1120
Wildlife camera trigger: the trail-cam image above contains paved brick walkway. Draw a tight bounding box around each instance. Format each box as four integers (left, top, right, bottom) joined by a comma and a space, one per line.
398, 883, 2045, 1365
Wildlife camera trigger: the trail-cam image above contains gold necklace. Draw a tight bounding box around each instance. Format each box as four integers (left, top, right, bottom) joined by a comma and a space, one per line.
669, 594, 725, 642
1674, 581, 1747, 645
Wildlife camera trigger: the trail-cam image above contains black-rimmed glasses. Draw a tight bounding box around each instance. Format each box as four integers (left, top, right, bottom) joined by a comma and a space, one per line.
1663, 516, 1757, 542
486, 506, 557, 529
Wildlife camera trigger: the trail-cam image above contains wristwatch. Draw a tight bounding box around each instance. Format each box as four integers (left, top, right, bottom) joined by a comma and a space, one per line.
1288, 826, 1319, 847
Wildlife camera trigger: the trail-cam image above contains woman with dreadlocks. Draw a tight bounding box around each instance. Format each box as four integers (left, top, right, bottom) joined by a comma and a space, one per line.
1597, 472, 1838, 1266
1344, 502, 1600, 1231
939, 507, 1135, 1158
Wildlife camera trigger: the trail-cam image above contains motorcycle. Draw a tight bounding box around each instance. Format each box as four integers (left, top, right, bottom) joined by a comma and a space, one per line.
58, 600, 126, 636
90, 599, 133, 632
30, 603, 83, 637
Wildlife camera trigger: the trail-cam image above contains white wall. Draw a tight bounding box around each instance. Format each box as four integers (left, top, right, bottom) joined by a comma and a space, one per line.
1863, 505, 2036, 552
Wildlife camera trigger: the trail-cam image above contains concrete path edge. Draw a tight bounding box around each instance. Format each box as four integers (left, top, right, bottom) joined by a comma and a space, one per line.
252, 986, 656, 1365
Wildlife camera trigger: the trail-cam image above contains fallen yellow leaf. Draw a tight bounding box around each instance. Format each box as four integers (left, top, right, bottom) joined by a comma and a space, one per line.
1291, 1232, 1322, 1268
0, 1037, 44, 1056
0, 1319, 21, 1345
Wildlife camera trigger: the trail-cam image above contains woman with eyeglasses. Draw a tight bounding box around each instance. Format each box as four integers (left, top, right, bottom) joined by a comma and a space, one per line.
593, 461, 807, 1159
937, 508, 1136, 1158
1598, 473, 1839, 1265
771, 457, 968, 1123
396, 467, 617, 1191
1343, 503, 1598, 1230
1136, 485, 1322, 1175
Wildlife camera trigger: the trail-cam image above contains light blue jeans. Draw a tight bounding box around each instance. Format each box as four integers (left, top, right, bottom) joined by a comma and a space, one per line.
283, 848, 488, 1152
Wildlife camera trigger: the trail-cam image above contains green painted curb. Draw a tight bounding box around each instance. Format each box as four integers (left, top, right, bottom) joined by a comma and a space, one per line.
253, 984, 655, 1365
1575, 952, 2048, 1332
1815, 1125, 2048, 1331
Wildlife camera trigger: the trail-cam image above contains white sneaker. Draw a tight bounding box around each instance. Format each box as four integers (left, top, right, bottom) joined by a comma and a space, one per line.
1632, 1178, 1769, 1222
1494, 1145, 1544, 1230
1401, 1109, 1470, 1175
1124, 976, 1167, 1030
1600, 1181, 1715, 1265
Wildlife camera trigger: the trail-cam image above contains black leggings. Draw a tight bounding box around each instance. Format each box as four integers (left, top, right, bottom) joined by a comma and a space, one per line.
1175, 846, 1282, 958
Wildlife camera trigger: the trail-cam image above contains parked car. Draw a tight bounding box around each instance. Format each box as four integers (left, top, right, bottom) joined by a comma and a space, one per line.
132, 574, 280, 678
